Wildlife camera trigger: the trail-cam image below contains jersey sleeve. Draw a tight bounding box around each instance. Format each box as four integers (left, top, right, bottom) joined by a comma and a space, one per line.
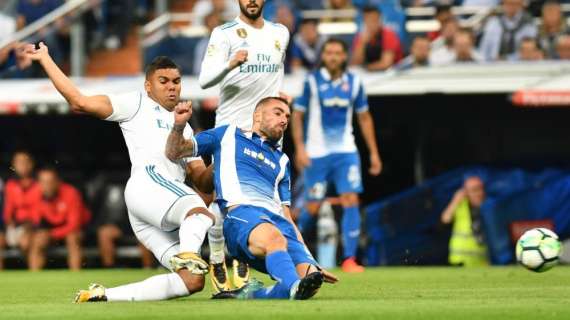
194, 125, 228, 157
353, 76, 369, 113
105, 91, 142, 122
278, 158, 291, 206
198, 27, 232, 89
293, 77, 312, 112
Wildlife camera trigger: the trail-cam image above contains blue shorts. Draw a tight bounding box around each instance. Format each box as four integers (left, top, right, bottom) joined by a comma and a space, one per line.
223, 205, 317, 274
304, 152, 363, 201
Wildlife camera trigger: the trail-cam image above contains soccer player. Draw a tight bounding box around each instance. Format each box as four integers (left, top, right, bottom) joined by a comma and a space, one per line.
24, 43, 215, 302
165, 97, 338, 299
198, 0, 290, 292
291, 38, 383, 273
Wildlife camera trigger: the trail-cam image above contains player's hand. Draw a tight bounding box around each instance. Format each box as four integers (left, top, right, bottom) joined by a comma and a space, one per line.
294, 148, 311, 172
369, 153, 382, 176
321, 269, 339, 284
174, 101, 192, 126
229, 50, 248, 69
23, 42, 49, 63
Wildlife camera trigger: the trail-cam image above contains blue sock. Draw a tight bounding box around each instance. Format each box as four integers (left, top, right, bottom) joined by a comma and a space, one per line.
297, 207, 316, 236
252, 250, 300, 299
341, 206, 361, 259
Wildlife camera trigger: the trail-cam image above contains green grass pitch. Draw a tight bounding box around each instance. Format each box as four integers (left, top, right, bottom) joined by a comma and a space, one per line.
0, 266, 568, 319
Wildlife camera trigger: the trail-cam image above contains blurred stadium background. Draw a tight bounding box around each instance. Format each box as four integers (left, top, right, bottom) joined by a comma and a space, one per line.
1, 0, 570, 271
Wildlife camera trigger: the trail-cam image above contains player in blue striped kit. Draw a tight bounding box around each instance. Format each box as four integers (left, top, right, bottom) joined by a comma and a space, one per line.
291, 38, 383, 273
166, 96, 338, 299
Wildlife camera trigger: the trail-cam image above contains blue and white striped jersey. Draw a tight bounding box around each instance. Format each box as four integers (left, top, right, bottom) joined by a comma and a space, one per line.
193, 125, 291, 216
293, 68, 369, 158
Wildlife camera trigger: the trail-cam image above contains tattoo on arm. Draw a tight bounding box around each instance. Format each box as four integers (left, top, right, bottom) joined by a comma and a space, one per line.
165, 125, 195, 160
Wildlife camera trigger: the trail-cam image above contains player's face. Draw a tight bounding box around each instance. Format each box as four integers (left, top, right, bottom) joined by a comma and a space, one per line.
145, 68, 181, 110
11, 152, 34, 179
239, 0, 264, 20
259, 101, 290, 141
464, 177, 485, 208
321, 42, 347, 74
38, 170, 59, 199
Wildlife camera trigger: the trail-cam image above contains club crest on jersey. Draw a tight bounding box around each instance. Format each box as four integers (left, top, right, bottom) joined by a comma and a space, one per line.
274, 40, 281, 51
237, 28, 248, 38
342, 82, 350, 92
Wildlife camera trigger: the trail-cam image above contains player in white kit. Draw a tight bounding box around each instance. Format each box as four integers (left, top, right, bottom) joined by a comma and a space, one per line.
198, 0, 290, 292
25, 43, 215, 302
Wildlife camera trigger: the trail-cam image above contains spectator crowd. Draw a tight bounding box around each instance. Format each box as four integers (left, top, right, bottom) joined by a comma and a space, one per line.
2, 0, 570, 78
0, 150, 152, 270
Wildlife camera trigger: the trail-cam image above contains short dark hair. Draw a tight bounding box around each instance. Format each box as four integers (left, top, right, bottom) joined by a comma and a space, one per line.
12, 149, 33, 160
255, 96, 290, 112
435, 4, 452, 15
363, 6, 381, 15
37, 164, 59, 176
300, 18, 319, 26
145, 56, 181, 79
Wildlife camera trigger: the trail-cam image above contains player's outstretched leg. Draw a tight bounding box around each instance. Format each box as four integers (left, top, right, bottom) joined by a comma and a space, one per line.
171, 208, 214, 274
75, 269, 205, 303
208, 203, 232, 293
214, 222, 323, 300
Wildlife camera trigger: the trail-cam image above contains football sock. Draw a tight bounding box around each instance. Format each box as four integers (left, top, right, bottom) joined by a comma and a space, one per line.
341, 206, 361, 259
297, 207, 317, 236
208, 206, 226, 264
106, 273, 189, 301
179, 213, 213, 253
252, 250, 299, 299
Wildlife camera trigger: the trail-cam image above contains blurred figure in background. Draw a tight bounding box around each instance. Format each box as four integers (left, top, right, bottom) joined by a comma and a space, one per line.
3, 151, 38, 268
427, 4, 452, 41
430, 18, 458, 66
396, 35, 430, 70
193, 11, 222, 75
321, 0, 355, 22
0, 178, 5, 270
291, 19, 328, 72
441, 176, 489, 267
351, 6, 403, 71
28, 166, 90, 270
555, 34, 570, 59
193, 0, 239, 26
517, 37, 544, 61
451, 29, 482, 63
272, 2, 296, 73
479, 0, 537, 61
538, 0, 569, 59
292, 38, 382, 273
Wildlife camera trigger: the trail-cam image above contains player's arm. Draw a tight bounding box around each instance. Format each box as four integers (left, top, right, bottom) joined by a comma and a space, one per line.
441, 189, 465, 224
350, 32, 367, 66
354, 82, 382, 176
165, 102, 197, 161
186, 160, 214, 194
291, 79, 312, 171
24, 42, 113, 119
198, 28, 247, 89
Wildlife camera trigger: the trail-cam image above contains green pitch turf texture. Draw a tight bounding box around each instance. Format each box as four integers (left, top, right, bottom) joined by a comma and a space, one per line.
0, 266, 568, 319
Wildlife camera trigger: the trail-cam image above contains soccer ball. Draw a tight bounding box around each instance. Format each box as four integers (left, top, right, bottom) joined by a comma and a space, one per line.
516, 228, 562, 272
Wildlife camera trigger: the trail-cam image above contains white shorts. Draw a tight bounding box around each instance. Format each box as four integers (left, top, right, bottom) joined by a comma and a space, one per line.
125, 164, 206, 269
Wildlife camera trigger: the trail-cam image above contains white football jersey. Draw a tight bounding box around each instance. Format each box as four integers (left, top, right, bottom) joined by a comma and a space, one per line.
199, 16, 290, 130
105, 91, 197, 181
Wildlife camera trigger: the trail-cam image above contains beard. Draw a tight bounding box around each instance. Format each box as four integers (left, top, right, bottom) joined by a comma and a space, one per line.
239, 1, 264, 20
260, 124, 283, 142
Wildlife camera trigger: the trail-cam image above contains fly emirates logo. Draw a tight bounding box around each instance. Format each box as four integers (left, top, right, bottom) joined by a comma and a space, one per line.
239, 53, 280, 73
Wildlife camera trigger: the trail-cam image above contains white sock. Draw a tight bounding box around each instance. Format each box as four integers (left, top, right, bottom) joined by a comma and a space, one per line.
208, 207, 225, 264
179, 213, 213, 253
106, 273, 189, 301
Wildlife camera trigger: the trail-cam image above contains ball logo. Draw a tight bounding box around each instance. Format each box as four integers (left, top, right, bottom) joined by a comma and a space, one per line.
237, 28, 248, 38
257, 152, 265, 161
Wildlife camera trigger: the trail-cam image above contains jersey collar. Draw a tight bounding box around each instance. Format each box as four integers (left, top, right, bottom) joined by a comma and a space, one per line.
319, 67, 348, 86
246, 130, 281, 149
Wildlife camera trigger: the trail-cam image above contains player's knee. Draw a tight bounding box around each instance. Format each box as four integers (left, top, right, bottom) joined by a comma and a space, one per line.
305, 202, 321, 216
340, 193, 359, 207
185, 207, 215, 225
266, 230, 287, 253
177, 270, 205, 294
